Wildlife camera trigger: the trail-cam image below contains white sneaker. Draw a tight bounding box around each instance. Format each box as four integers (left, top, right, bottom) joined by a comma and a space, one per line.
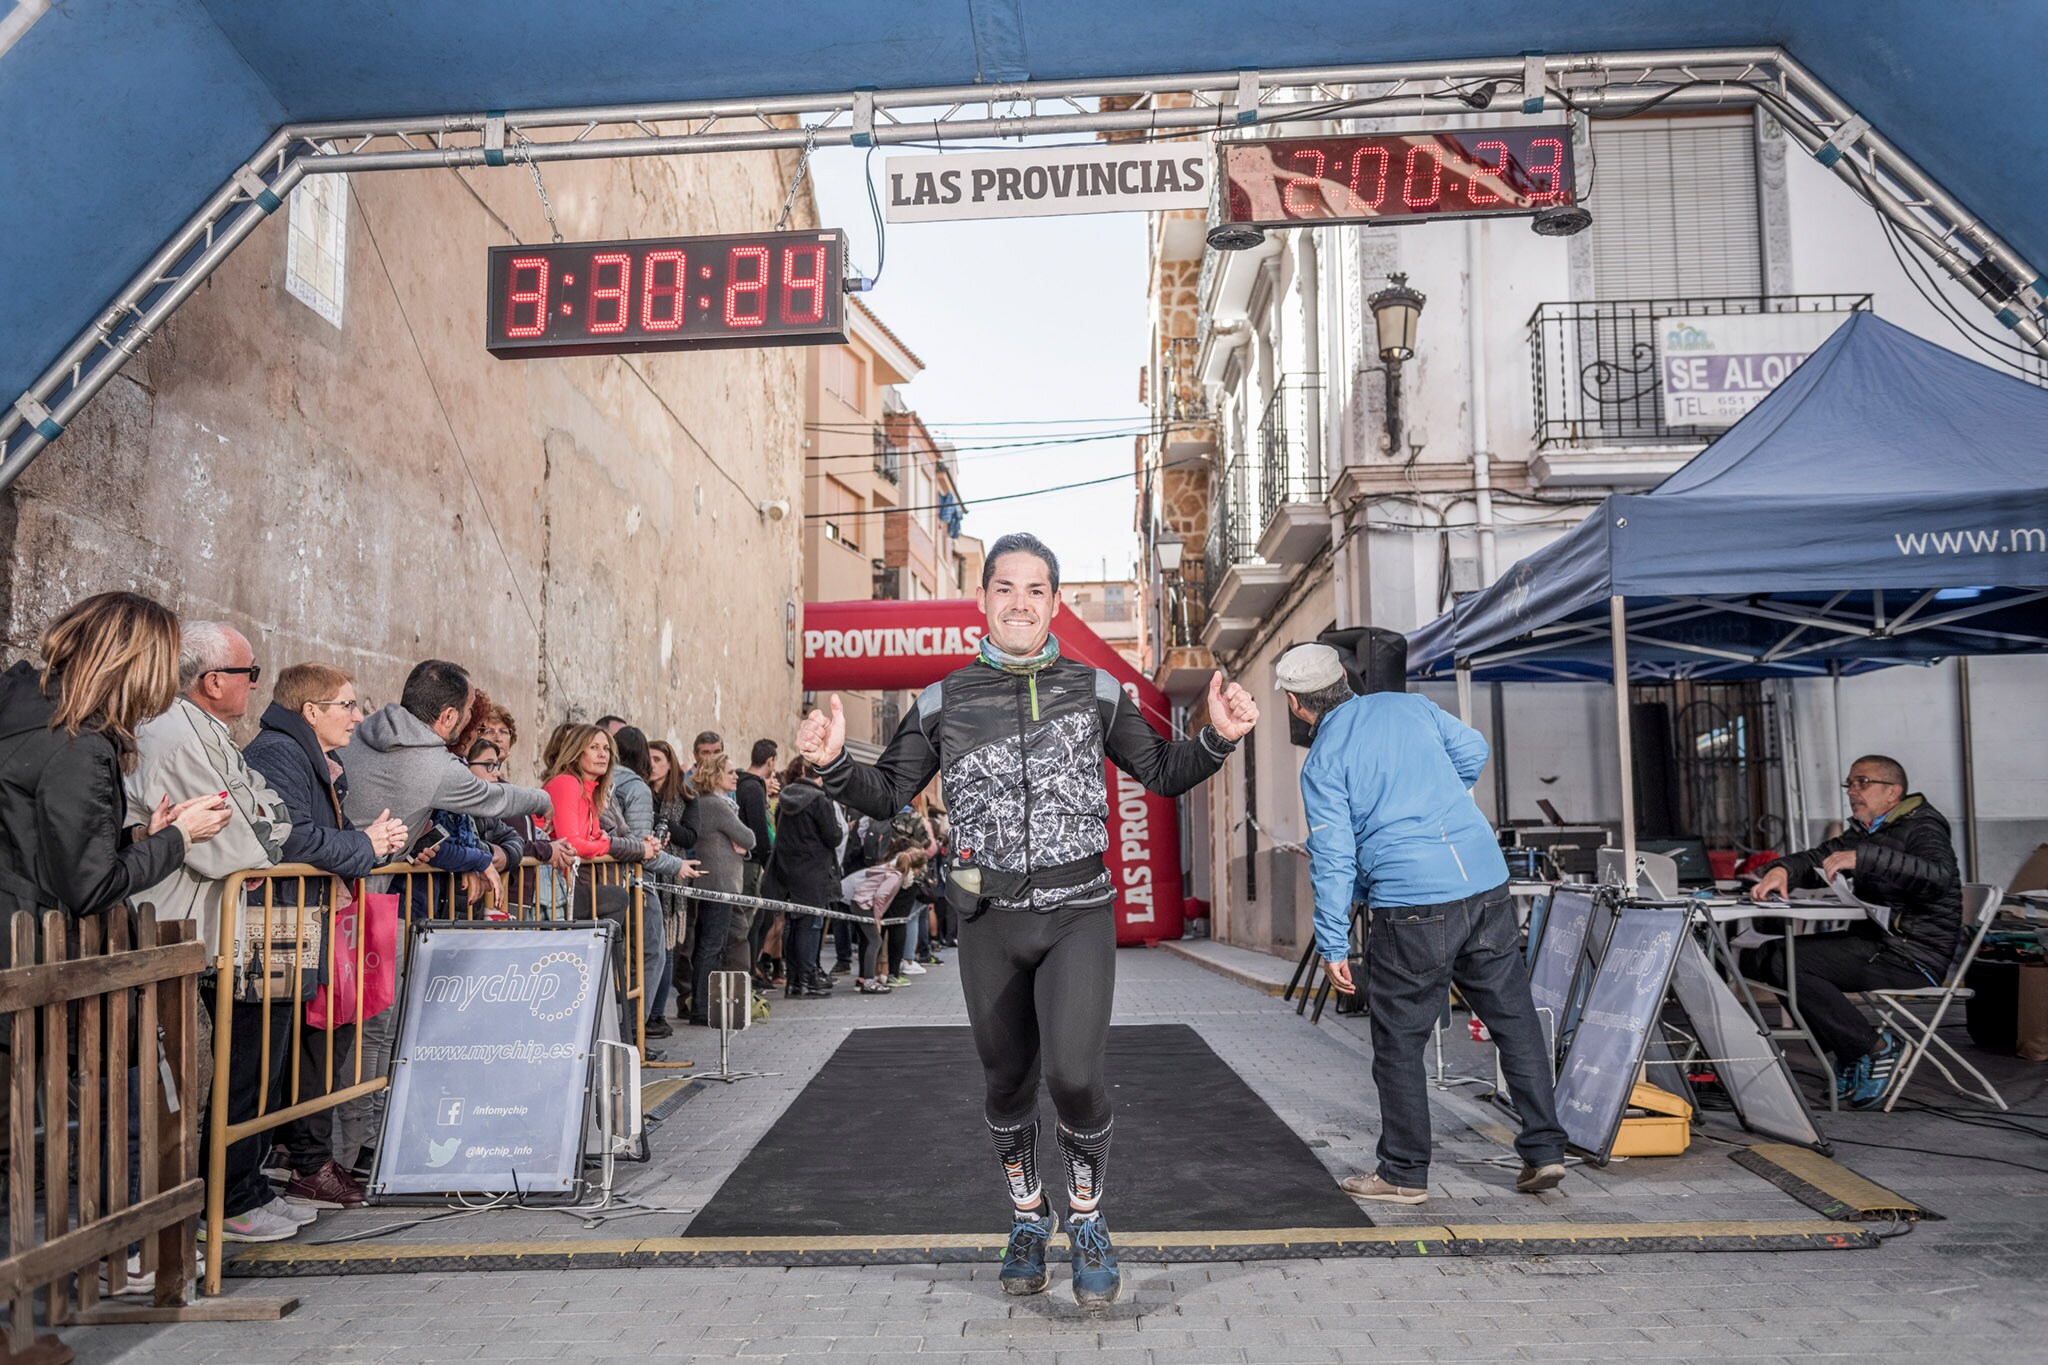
902, 960, 927, 975
202, 1205, 301, 1243
99, 1249, 206, 1297
268, 1194, 319, 1227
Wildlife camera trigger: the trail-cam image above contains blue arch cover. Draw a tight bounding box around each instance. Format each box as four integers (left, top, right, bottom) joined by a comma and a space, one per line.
2, 3, 2046, 417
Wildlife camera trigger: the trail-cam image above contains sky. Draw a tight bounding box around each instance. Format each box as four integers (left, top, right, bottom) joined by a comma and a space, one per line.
809, 146, 1149, 584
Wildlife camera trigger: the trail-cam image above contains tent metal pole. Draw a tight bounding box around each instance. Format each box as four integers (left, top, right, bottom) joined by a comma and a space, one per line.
1456, 663, 1474, 725
1491, 682, 1510, 824
1958, 658, 1979, 881
1831, 663, 1847, 809
1611, 596, 1636, 875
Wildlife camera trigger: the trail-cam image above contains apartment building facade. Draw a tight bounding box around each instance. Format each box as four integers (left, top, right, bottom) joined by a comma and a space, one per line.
1134, 101, 2048, 956
801, 297, 978, 756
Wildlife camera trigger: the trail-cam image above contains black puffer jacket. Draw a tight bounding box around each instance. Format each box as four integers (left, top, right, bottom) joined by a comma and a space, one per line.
0, 660, 186, 923
763, 778, 842, 909
242, 701, 384, 906
1774, 794, 1963, 975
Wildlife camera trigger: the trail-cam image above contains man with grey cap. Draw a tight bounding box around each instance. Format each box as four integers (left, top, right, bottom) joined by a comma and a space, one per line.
1277, 642, 1566, 1204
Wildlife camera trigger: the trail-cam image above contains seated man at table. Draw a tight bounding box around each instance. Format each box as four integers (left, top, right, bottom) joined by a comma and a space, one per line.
1746, 754, 1962, 1108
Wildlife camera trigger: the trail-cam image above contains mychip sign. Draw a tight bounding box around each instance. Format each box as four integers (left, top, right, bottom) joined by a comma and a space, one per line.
374, 922, 615, 1199
884, 145, 1211, 222
1657, 312, 1854, 428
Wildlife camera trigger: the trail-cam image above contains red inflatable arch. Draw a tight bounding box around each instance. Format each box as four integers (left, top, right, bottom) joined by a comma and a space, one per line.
802, 599, 1186, 945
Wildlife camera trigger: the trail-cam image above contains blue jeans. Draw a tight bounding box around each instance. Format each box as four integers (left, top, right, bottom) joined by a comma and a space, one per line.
1366, 882, 1566, 1186
786, 912, 824, 982
647, 904, 676, 1018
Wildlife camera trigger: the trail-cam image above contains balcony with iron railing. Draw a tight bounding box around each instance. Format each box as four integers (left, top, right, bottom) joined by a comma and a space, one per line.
1254, 374, 1330, 564
1527, 294, 1872, 483
872, 427, 904, 483
1203, 450, 1262, 609
1152, 562, 1215, 702
1197, 376, 1330, 657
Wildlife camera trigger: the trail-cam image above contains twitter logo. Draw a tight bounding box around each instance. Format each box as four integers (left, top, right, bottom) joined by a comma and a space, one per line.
426, 1137, 460, 1168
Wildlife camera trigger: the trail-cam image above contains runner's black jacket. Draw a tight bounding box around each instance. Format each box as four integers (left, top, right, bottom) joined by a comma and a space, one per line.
820, 654, 1235, 914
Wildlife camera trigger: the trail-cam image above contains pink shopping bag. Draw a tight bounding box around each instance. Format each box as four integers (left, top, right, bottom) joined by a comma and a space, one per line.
306, 890, 399, 1029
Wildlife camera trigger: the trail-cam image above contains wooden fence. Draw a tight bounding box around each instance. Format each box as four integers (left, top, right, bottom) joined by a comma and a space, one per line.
0, 905, 293, 1364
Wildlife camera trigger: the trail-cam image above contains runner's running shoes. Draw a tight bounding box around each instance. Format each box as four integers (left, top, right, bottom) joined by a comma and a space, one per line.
999, 1205, 1057, 1295
1065, 1212, 1122, 1309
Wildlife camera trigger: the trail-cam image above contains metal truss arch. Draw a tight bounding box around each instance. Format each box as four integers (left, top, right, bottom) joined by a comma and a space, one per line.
5, 46, 2043, 491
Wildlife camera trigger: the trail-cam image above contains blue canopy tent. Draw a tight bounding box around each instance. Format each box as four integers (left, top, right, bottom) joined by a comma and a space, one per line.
1405, 310, 2048, 866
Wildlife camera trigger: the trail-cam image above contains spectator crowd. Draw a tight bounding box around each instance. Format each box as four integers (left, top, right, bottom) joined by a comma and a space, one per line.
0, 591, 957, 1259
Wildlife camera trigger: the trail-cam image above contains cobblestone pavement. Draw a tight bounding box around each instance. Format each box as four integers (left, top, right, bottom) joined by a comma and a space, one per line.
75, 941, 2048, 1364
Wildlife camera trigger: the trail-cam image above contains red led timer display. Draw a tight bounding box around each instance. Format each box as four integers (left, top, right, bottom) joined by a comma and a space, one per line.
1220, 128, 1576, 228
487, 229, 845, 358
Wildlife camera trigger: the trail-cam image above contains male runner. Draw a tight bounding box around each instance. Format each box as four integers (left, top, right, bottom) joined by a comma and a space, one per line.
796, 532, 1257, 1308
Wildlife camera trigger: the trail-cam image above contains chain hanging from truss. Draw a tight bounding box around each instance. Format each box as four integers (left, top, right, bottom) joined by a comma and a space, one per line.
774, 125, 820, 232
508, 129, 564, 243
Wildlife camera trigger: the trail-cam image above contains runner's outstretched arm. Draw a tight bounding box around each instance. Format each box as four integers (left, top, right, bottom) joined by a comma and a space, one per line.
1100, 681, 1240, 799
817, 704, 941, 821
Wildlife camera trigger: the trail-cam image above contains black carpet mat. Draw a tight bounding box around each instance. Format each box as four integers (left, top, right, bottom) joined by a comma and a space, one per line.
687, 1023, 1374, 1237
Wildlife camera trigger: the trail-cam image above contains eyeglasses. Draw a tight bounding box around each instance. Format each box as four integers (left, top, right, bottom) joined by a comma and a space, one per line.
469, 760, 503, 773
209, 665, 262, 684
309, 698, 366, 715
1841, 776, 1901, 791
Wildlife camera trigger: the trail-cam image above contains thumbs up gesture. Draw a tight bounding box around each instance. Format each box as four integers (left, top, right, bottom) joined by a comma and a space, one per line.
796, 693, 847, 767
1208, 670, 1260, 741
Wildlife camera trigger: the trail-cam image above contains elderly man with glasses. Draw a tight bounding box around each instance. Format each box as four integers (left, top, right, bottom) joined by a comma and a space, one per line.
1746, 754, 1963, 1107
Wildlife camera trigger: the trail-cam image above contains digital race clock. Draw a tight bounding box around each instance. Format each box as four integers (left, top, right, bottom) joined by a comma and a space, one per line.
1220, 128, 1576, 229
485, 229, 847, 358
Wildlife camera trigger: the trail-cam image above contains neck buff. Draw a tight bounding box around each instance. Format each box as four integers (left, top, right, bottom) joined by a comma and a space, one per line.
978, 634, 1061, 721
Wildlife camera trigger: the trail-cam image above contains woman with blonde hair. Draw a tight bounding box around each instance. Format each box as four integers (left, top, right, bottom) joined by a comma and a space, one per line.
542, 724, 669, 1024
0, 591, 231, 920
540, 724, 621, 862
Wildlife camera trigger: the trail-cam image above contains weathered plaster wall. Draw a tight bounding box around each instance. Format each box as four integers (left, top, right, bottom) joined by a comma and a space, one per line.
1, 145, 812, 775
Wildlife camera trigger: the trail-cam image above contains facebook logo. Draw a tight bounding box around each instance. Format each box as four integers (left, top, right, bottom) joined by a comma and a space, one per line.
438, 1097, 464, 1126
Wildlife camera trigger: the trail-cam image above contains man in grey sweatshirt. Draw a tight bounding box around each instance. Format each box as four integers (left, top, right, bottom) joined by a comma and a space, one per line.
341, 660, 550, 836
336, 658, 550, 1174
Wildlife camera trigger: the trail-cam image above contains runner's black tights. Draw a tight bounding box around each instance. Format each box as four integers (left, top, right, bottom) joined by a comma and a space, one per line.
958, 899, 1116, 1214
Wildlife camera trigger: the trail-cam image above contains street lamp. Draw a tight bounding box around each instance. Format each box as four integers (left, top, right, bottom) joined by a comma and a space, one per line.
1154, 535, 1184, 575
1368, 273, 1427, 454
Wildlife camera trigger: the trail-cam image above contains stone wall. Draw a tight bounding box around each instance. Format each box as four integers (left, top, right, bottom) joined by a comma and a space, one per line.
0, 145, 813, 775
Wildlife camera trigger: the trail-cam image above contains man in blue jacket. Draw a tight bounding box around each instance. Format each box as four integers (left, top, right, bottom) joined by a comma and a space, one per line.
1278, 643, 1565, 1204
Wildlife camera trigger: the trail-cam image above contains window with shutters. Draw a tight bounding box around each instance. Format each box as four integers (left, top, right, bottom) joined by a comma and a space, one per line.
1580, 115, 1762, 438
818, 476, 861, 553
1590, 116, 1762, 300
822, 348, 866, 413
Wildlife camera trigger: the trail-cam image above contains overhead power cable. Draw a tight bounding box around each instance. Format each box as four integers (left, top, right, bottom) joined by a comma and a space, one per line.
1550, 77, 2043, 379
806, 458, 1199, 520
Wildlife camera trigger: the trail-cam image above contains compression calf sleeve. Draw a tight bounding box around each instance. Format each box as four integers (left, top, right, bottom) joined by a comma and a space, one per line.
1057, 1119, 1112, 1215
987, 1115, 1044, 1216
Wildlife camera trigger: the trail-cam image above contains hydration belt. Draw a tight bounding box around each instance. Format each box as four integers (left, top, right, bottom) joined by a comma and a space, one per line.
946, 852, 1108, 919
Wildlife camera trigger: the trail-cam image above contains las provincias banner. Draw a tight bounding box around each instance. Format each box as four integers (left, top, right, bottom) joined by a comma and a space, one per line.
802, 598, 1187, 945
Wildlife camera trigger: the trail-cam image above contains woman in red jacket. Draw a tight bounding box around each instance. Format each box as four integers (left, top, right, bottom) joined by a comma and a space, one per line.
541, 724, 618, 860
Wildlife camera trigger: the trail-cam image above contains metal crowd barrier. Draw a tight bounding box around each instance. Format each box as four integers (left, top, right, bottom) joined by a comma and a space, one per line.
202, 856, 646, 1295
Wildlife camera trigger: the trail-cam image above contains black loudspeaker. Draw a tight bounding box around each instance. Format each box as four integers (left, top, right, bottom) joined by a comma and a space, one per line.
1288, 627, 1410, 747
1323, 626, 1409, 697
1629, 700, 1681, 839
